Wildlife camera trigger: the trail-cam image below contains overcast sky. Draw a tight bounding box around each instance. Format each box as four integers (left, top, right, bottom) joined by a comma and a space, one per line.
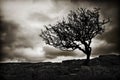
0, 0, 119, 63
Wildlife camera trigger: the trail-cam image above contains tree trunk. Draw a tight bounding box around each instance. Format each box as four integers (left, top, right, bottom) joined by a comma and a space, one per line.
83, 47, 91, 65
77, 45, 91, 65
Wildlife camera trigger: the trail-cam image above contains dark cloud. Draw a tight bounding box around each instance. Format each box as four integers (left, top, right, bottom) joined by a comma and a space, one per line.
51, 0, 120, 56
95, 25, 120, 55
69, 0, 120, 55
0, 13, 44, 62
93, 1, 120, 54
0, 15, 19, 61
0, 17, 30, 62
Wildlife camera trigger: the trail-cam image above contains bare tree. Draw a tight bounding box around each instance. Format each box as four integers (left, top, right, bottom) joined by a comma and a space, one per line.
40, 8, 110, 64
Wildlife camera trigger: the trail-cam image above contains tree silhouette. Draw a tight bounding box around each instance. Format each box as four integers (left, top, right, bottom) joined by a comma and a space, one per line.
40, 8, 110, 64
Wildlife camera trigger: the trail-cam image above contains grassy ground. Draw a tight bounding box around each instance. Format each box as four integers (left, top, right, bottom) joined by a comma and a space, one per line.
0, 55, 120, 80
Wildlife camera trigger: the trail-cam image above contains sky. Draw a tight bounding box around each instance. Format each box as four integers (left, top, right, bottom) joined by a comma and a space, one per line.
0, 0, 119, 63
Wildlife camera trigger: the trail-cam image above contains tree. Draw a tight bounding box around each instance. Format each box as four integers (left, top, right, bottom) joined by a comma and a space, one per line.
40, 8, 110, 64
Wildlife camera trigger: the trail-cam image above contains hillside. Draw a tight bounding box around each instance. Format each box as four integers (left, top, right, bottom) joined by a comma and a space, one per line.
0, 54, 120, 80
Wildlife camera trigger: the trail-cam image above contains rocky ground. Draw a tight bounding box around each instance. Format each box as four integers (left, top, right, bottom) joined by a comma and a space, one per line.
0, 54, 120, 80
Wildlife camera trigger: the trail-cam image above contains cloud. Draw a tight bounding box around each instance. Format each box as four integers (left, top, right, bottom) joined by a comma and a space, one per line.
29, 12, 53, 22
43, 45, 85, 59
0, 0, 119, 62
70, 0, 120, 55
94, 3, 120, 54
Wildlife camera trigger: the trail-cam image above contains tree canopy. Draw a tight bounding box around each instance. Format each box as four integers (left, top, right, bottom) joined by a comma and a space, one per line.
40, 8, 110, 64
40, 8, 109, 52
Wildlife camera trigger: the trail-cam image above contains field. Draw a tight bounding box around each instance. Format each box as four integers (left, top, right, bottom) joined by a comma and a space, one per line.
0, 55, 120, 80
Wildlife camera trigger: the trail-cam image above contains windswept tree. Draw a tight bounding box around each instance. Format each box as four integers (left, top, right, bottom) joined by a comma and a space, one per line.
40, 8, 110, 64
